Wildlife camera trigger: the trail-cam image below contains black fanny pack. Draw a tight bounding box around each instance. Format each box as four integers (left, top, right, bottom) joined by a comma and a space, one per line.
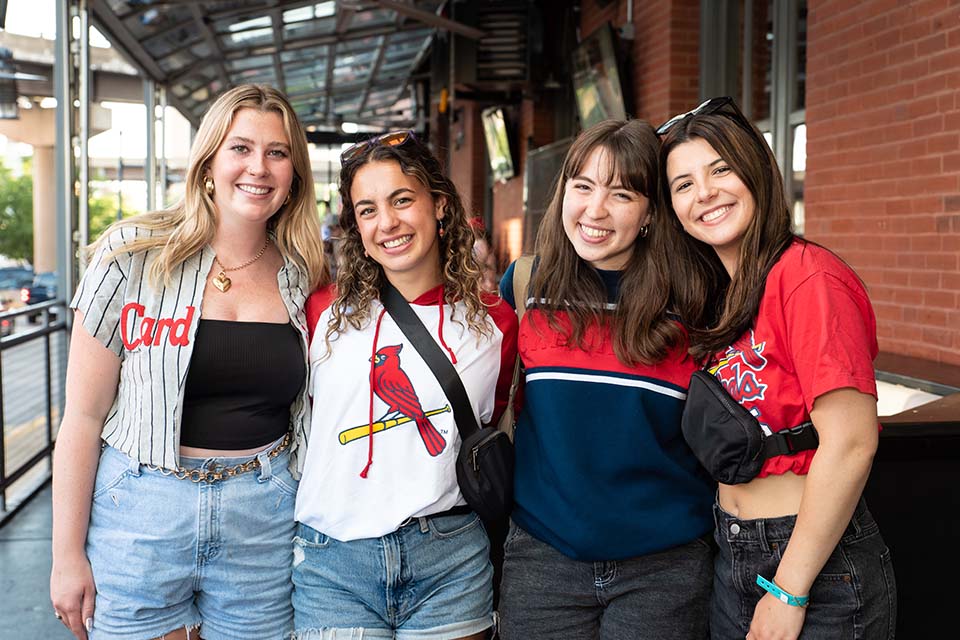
681, 370, 819, 485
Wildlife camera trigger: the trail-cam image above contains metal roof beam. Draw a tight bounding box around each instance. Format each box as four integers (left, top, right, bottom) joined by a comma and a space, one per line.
189, 4, 231, 89
357, 35, 388, 114
270, 3, 286, 92
370, 0, 484, 40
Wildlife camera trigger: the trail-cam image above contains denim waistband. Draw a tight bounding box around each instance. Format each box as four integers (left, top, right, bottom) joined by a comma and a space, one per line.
714, 497, 876, 545
177, 432, 290, 470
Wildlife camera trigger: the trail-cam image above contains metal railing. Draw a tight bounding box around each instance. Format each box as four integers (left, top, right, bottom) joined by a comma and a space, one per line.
0, 299, 68, 524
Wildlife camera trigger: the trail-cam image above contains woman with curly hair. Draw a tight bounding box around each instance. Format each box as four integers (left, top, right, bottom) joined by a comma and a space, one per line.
293, 132, 518, 640
50, 84, 327, 640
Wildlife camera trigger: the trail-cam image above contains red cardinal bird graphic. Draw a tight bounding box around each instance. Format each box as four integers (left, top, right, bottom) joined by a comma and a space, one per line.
371, 344, 446, 456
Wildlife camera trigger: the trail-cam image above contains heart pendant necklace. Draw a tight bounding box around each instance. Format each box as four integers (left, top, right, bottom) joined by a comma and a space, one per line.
212, 238, 271, 293
212, 271, 232, 292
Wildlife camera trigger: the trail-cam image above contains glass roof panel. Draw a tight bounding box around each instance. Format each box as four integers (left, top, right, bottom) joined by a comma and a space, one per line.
283, 2, 336, 23
225, 55, 274, 73
283, 16, 336, 40
143, 22, 203, 59
348, 9, 397, 30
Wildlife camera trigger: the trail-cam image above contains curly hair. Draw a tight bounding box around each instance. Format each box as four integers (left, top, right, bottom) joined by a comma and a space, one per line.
90, 84, 328, 291
324, 133, 490, 346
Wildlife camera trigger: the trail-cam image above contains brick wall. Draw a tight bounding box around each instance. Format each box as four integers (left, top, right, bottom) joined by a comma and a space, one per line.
581, 0, 700, 126
491, 97, 557, 266
449, 100, 486, 218
805, 0, 960, 365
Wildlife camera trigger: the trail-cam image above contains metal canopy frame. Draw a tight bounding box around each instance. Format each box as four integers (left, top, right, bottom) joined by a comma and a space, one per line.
88, 0, 481, 132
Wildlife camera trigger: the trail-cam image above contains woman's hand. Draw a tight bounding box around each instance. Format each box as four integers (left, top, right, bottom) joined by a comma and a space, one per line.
50, 551, 96, 639
746, 592, 806, 640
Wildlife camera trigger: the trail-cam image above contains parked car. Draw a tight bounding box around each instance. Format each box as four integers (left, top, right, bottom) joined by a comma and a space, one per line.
0, 266, 33, 290
21, 272, 58, 323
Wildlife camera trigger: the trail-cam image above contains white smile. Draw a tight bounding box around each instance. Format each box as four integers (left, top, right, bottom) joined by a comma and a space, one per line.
237, 184, 272, 195
701, 205, 731, 223
382, 235, 413, 249
579, 224, 612, 239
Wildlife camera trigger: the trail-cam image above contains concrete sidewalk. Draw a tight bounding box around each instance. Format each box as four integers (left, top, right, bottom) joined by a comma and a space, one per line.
0, 483, 72, 639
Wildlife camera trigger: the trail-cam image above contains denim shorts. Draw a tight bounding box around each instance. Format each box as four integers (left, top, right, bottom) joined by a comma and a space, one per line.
498, 520, 714, 640
85, 438, 298, 640
291, 511, 494, 639
711, 498, 897, 639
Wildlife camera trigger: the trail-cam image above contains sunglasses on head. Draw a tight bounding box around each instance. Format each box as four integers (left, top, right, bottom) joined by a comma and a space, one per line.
655, 96, 743, 136
340, 130, 416, 164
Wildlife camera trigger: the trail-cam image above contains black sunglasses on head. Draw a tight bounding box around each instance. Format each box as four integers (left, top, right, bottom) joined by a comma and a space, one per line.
340, 130, 416, 164
655, 96, 741, 135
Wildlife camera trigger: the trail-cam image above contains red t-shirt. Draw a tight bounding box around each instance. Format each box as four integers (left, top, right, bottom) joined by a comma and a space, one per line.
711, 240, 878, 477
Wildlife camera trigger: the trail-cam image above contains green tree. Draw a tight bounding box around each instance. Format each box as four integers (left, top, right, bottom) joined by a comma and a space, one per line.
0, 160, 34, 262
88, 193, 135, 242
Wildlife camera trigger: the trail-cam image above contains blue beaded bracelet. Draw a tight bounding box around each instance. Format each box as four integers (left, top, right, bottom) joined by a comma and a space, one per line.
756, 574, 810, 607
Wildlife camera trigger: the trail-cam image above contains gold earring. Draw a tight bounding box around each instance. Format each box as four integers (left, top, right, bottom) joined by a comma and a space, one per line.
203, 176, 215, 195
438, 218, 445, 238
639, 224, 649, 238
284, 191, 292, 205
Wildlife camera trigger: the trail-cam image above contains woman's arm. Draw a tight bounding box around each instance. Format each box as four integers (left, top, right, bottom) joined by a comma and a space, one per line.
50, 311, 121, 640
747, 387, 878, 640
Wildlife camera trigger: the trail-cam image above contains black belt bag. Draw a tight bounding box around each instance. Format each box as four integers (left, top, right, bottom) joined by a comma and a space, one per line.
381, 282, 513, 522
681, 370, 819, 485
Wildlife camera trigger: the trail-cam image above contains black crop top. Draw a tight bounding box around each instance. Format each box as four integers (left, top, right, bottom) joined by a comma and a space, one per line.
179, 319, 305, 449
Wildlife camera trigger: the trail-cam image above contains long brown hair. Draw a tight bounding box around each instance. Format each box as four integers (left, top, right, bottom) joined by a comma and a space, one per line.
325, 134, 489, 343
658, 100, 795, 362
92, 84, 328, 290
530, 119, 682, 366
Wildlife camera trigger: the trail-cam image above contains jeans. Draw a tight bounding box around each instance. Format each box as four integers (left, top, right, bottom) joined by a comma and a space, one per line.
498, 520, 713, 640
710, 498, 897, 639
292, 511, 494, 640
86, 438, 298, 640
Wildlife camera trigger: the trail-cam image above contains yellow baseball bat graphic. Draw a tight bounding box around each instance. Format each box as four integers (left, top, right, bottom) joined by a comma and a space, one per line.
338, 405, 452, 445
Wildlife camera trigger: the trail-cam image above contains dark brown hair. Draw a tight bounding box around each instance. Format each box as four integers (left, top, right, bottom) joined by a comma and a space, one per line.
530, 119, 682, 366
325, 134, 489, 344
658, 101, 796, 362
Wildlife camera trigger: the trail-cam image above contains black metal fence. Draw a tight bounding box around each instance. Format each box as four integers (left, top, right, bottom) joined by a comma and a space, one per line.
0, 300, 68, 524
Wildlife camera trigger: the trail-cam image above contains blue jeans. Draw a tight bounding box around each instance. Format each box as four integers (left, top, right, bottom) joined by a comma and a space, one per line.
86, 438, 298, 640
291, 511, 494, 639
498, 520, 713, 640
711, 498, 897, 639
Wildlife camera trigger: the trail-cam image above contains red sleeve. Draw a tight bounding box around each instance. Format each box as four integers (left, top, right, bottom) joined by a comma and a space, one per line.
305, 284, 336, 345
483, 294, 519, 428
783, 271, 878, 410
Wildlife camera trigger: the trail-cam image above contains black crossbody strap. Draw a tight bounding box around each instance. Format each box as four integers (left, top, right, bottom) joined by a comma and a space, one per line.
380, 282, 481, 440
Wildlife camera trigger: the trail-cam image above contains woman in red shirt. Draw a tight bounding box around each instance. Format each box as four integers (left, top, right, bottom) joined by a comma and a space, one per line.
659, 97, 896, 640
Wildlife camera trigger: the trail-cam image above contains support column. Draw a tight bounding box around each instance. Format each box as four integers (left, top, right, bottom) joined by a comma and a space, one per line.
32, 146, 58, 273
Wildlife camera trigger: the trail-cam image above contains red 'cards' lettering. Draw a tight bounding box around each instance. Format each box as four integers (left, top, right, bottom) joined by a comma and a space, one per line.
120, 303, 195, 350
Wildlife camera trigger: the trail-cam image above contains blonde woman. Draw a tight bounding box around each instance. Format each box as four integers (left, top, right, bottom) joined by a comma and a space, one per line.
49, 84, 327, 640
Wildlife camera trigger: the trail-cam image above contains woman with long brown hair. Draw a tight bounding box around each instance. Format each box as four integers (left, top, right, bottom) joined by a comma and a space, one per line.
659, 97, 895, 639
497, 119, 715, 639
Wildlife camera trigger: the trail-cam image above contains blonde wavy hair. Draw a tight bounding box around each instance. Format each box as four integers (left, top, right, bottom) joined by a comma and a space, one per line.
325, 133, 489, 344
90, 84, 328, 290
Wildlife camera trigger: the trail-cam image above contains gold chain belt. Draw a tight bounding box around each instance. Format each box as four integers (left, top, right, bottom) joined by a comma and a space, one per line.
144, 433, 291, 483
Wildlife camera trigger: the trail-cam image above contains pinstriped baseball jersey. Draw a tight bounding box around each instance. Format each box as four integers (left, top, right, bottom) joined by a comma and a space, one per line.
71, 226, 312, 474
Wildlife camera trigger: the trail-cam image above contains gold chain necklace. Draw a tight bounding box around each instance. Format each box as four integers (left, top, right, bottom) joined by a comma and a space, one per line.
211, 238, 271, 293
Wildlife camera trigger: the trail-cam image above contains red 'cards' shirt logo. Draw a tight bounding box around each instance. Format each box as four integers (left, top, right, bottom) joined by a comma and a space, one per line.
120, 302, 195, 349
